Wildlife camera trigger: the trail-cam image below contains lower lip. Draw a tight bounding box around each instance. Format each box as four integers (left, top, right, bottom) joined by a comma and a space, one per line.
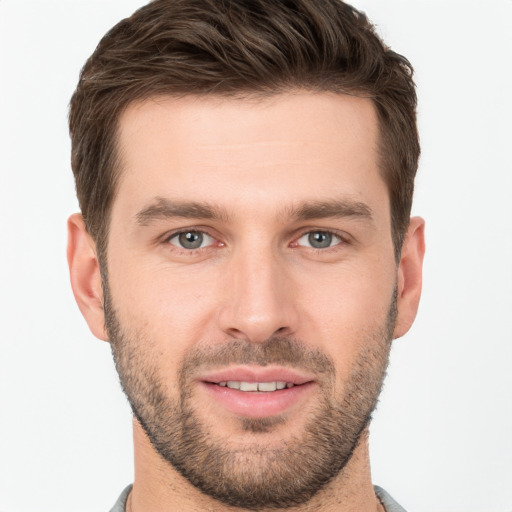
200, 381, 316, 418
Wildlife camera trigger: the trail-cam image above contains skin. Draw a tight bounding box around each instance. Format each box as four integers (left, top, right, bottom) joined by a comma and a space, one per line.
67, 91, 425, 511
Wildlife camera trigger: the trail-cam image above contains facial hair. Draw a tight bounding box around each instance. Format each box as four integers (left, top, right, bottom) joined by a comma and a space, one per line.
105, 284, 396, 510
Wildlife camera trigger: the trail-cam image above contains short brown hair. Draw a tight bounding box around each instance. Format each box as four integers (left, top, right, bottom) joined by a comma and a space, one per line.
69, 0, 419, 263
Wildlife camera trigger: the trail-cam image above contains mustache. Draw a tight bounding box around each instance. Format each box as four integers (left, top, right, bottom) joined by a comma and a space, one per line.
179, 336, 336, 380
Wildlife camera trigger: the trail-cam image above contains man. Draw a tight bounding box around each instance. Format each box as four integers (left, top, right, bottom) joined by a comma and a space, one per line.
66, 0, 425, 510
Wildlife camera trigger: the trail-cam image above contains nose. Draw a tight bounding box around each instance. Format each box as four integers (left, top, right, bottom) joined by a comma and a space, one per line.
217, 245, 299, 343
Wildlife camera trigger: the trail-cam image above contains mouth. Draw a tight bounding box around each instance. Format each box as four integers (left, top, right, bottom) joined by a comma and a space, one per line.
216, 380, 295, 391
198, 367, 316, 418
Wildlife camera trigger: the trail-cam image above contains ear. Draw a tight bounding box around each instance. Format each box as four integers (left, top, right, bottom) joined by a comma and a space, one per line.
394, 216, 425, 339
67, 213, 108, 341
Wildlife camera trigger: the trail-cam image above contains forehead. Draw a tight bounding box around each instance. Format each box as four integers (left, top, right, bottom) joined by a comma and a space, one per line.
113, 92, 386, 223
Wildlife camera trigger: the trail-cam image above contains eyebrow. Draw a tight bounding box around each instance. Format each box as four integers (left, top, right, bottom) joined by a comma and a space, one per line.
135, 196, 373, 226
289, 199, 373, 223
135, 197, 229, 225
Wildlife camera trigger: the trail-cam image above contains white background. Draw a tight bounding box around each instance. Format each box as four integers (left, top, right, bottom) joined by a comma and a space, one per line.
0, 1, 511, 511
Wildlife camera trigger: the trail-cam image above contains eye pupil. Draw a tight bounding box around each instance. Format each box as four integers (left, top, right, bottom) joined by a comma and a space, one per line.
308, 231, 332, 248
178, 231, 203, 249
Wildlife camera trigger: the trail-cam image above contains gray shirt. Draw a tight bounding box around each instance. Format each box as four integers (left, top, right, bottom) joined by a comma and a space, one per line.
110, 484, 407, 511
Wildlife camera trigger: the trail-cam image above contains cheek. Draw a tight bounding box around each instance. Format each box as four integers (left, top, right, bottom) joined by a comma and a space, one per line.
297, 258, 395, 325
294, 260, 396, 371
107, 258, 219, 355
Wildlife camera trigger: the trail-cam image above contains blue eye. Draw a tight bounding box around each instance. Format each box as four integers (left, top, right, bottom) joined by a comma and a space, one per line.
297, 231, 342, 249
168, 231, 214, 250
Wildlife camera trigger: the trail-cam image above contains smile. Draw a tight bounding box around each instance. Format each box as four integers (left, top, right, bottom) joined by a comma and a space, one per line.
217, 381, 294, 392
199, 367, 316, 418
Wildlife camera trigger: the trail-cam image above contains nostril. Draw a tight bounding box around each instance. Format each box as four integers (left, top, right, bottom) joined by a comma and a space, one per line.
225, 327, 245, 339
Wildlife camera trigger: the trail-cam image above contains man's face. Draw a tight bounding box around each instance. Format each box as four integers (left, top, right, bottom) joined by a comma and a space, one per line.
103, 92, 402, 508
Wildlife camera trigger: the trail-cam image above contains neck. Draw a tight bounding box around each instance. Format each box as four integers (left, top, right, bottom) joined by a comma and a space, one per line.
128, 418, 382, 512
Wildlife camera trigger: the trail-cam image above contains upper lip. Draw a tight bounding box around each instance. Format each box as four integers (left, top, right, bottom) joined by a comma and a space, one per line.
199, 366, 316, 385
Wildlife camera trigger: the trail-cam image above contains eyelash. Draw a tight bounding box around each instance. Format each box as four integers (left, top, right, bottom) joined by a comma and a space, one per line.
163, 228, 350, 254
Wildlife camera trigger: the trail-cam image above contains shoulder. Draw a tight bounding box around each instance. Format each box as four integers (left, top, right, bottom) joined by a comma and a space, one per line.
109, 484, 133, 512
374, 485, 407, 512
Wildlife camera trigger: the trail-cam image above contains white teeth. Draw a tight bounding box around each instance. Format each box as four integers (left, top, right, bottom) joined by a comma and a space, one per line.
220, 381, 294, 392
239, 382, 259, 392
258, 381, 277, 392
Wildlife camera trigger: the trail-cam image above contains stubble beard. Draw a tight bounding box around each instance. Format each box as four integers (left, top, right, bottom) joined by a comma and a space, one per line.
105, 283, 396, 510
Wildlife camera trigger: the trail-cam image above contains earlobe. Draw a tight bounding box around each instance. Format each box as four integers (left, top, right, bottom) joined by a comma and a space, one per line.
394, 216, 426, 339
67, 213, 108, 341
